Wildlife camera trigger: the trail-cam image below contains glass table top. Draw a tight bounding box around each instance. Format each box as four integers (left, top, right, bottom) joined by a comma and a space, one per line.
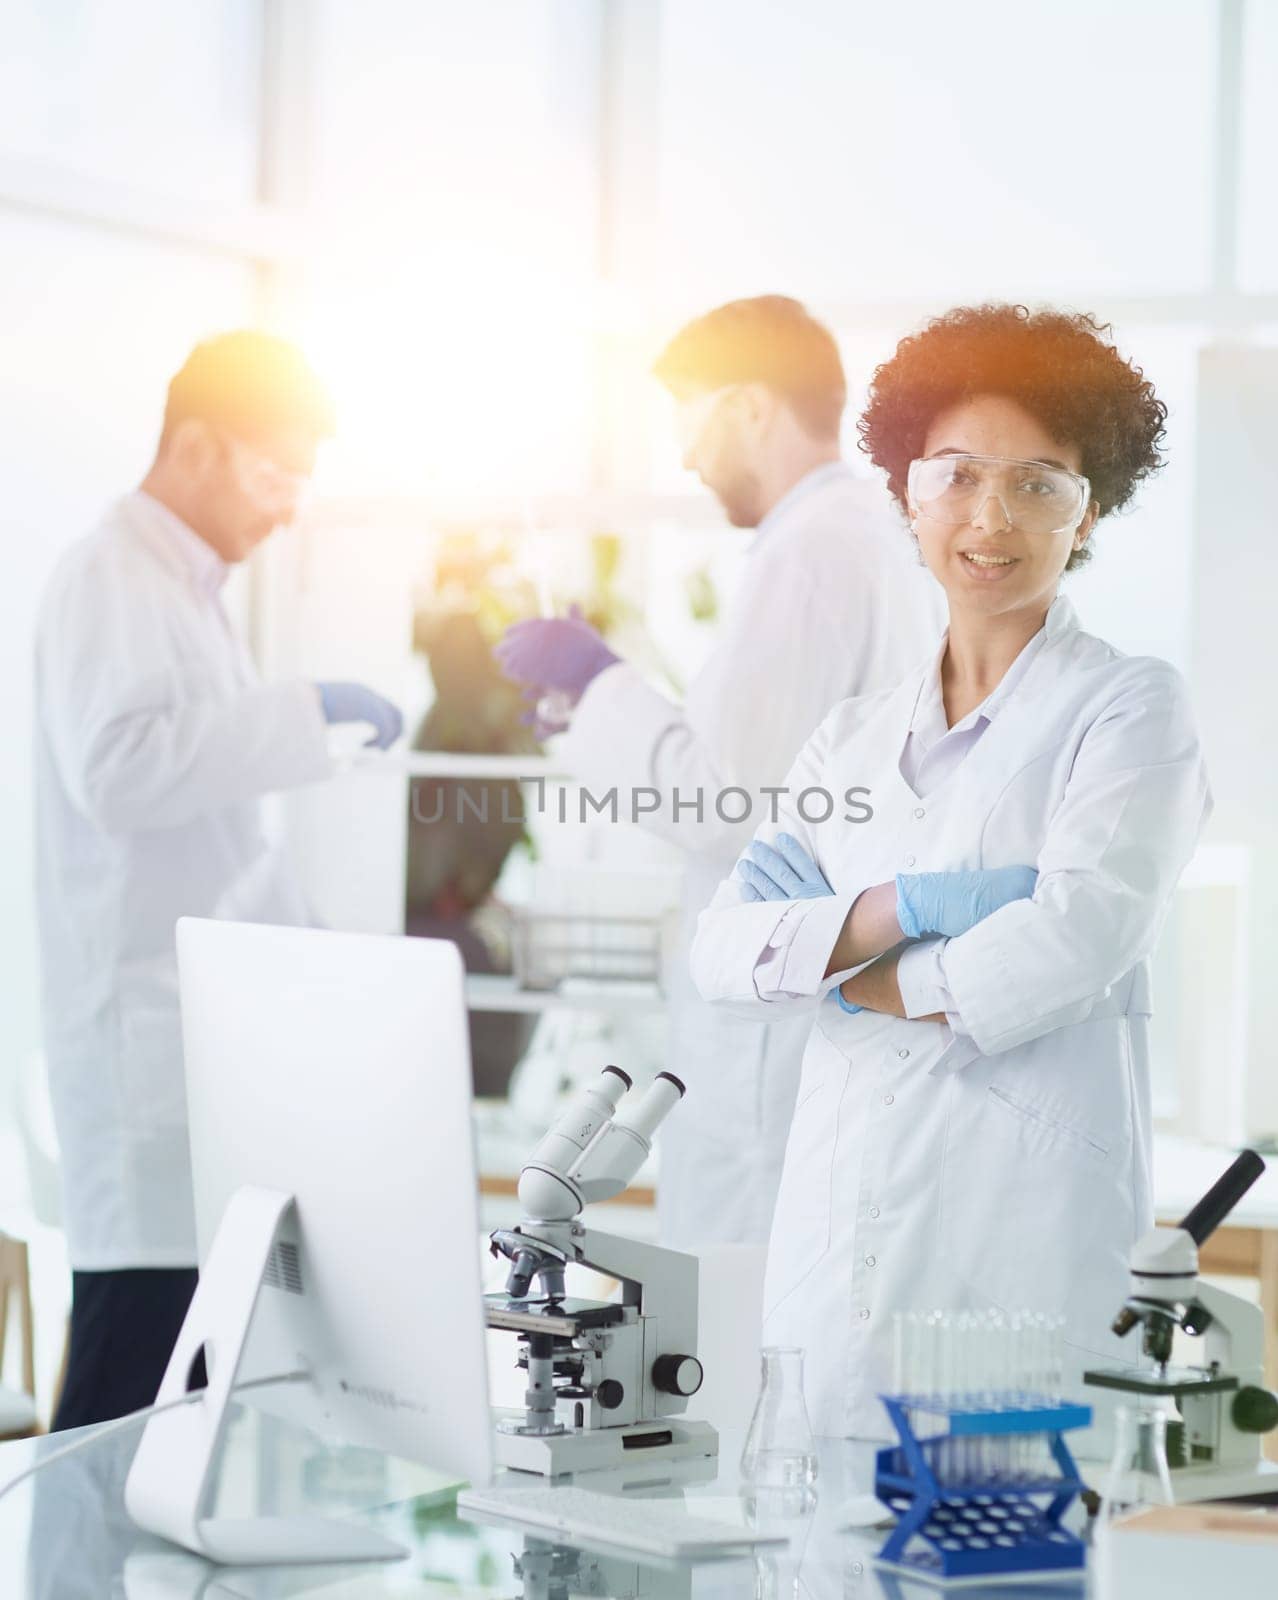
1, 1405, 1093, 1599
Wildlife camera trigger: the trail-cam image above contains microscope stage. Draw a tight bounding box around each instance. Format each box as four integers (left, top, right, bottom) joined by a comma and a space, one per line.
1083, 1366, 1238, 1398
484, 1294, 627, 1337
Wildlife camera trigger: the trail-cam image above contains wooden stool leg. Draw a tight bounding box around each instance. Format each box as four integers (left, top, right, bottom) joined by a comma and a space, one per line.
1260, 1232, 1278, 1390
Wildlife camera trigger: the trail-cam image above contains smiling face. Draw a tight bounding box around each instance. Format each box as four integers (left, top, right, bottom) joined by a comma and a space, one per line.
909, 394, 1097, 622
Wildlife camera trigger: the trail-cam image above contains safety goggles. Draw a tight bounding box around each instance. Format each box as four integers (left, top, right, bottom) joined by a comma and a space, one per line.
673, 384, 740, 455
219, 430, 312, 509
907, 453, 1091, 536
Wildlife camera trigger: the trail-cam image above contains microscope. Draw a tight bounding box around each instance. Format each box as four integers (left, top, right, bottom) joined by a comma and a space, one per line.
485, 1066, 718, 1476
1084, 1149, 1278, 1501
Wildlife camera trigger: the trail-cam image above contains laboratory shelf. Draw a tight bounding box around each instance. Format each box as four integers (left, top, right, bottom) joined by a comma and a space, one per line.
343, 752, 565, 780
464, 974, 665, 1015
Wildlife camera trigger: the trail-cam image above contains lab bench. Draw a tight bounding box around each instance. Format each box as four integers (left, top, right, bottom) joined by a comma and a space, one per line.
0, 1406, 1089, 1599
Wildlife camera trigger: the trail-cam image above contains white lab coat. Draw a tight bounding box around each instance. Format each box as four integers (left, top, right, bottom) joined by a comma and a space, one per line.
33, 492, 333, 1269
691, 595, 1211, 1438
561, 464, 945, 1248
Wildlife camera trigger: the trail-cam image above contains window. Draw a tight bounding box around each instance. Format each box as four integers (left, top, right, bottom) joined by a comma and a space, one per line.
655, 0, 1217, 304
0, 0, 262, 203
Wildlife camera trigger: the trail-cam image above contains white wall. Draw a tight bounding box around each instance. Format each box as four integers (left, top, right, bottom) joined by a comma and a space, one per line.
1192, 346, 1278, 1136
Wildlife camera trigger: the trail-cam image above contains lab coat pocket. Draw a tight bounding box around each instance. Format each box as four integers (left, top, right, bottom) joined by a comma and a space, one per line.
762, 1032, 849, 1319
939, 1067, 1113, 1313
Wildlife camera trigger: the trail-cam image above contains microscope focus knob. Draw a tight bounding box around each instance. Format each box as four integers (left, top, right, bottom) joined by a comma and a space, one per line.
653, 1354, 703, 1397
1232, 1386, 1278, 1435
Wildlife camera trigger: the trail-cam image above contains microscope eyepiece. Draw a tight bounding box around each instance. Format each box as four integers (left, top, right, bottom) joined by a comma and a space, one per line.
1177, 1149, 1265, 1247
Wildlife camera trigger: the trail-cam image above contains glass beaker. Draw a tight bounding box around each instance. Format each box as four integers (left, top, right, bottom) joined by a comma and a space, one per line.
741, 1347, 818, 1489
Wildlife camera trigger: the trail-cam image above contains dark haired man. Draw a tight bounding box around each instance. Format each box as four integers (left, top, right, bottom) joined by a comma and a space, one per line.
34, 331, 402, 1428
497, 297, 943, 1251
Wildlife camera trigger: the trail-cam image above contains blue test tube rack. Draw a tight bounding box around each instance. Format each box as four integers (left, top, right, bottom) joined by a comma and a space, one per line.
873, 1395, 1093, 1581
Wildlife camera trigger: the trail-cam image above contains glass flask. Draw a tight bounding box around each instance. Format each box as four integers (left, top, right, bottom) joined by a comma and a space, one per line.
1099, 1404, 1175, 1517
741, 1347, 819, 1489
1092, 1405, 1176, 1593
535, 689, 574, 732
742, 1483, 818, 1600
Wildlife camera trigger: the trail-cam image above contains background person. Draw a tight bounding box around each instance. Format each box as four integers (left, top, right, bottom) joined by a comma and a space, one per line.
496, 296, 943, 1249
34, 331, 402, 1429
692, 304, 1211, 1437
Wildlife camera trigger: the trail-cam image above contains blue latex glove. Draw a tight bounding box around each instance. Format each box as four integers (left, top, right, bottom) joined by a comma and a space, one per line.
895, 865, 1038, 940
316, 682, 404, 750
494, 604, 620, 700
736, 833, 832, 902
735, 834, 863, 1014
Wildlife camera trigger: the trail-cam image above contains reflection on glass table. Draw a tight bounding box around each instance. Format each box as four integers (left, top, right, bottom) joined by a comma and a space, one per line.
4, 1407, 1093, 1600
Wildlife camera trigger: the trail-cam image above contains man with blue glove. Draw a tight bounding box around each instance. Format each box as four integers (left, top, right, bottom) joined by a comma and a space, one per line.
494, 297, 944, 1251
34, 331, 402, 1430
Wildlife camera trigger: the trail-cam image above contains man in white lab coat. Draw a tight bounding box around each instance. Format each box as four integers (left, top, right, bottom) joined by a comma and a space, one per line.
35, 331, 403, 1429
496, 297, 944, 1248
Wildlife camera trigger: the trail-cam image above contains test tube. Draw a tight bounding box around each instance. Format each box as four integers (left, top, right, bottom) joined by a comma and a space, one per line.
984, 1309, 1008, 1482
1010, 1305, 1030, 1478
892, 1310, 909, 1399
959, 1312, 978, 1484
892, 1310, 921, 1464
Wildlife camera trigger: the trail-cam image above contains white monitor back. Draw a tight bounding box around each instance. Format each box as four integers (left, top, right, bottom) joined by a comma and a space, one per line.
177, 917, 491, 1487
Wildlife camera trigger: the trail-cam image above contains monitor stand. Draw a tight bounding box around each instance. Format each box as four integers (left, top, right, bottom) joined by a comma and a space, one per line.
124, 1184, 405, 1565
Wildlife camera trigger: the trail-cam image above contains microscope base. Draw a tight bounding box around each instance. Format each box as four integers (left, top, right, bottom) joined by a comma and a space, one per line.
1127, 1459, 1278, 1505
493, 1413, 719, 1477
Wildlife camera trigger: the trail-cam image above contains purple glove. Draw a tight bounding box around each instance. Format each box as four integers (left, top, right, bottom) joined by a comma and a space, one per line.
494, 604, 620, 700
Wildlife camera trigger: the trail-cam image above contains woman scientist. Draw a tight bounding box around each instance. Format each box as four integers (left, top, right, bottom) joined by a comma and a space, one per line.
689, 303, 1211, 1438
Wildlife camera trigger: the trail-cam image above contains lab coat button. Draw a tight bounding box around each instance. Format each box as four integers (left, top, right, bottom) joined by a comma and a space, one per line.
868, 1206, 880, 1219
913, 806, 925, 818
904, 854, 916, 867
858, 1307, 870, 1320
883, 1093, 895, 1105
897, 1048, 910, 1059
865, 1254, 876, 1267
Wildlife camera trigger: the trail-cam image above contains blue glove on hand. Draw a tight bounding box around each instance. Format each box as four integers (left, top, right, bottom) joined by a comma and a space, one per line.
494, 604, 620, 700
736, 832, 832, 902
316, 682, 404, 750
735, 834, 862, 1014
895, 865, 1038, 940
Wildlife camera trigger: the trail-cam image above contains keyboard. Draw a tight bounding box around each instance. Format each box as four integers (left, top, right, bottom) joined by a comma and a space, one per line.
456, 1481, 788, 1559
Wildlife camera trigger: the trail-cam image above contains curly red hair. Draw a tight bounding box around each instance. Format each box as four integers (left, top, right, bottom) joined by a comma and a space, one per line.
858, 304, 1168, 570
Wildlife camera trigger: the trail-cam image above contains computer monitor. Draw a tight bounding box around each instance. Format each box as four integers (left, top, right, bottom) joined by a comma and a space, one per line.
125, 918, 493, 1564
